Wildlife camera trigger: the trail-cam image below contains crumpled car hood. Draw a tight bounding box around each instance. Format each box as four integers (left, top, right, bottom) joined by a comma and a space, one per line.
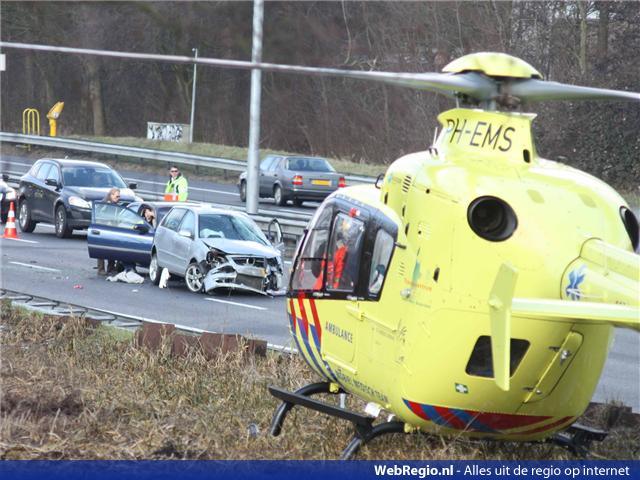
201, 238, 278, 257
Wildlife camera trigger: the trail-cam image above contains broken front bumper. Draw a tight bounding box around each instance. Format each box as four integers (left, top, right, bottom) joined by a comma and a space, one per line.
203, 259, 283, 295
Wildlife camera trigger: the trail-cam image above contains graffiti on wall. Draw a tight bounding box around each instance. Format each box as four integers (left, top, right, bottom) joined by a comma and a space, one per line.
147, 122, 189, 143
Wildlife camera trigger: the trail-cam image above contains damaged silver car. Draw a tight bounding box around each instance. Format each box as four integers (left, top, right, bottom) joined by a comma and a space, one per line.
149, 205, 284, 295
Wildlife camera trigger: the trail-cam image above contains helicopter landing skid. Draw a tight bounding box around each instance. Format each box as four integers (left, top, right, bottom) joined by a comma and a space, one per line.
269, 383, 405, 459
549, 423, 608, 457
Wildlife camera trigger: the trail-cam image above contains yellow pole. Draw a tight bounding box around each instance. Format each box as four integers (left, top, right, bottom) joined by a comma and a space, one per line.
46, 101, 64, 137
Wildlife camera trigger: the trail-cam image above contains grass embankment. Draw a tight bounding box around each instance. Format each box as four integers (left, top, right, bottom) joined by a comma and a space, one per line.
1, 304, 638, 460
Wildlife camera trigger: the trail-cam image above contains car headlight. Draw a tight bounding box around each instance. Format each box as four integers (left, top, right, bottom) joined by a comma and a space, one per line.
69, 196, 91, 209
4, 189, 16, 201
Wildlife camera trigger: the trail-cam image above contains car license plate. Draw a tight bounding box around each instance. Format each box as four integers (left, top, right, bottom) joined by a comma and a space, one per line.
312, 179, 331, 186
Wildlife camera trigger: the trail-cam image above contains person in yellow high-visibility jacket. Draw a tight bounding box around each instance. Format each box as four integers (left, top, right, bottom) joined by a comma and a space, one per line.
164, 165, 189, 201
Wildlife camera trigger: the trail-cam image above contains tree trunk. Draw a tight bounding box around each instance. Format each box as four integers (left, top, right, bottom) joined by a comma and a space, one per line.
596, 1, 609, 58
577, 1, 588, 76
84, 57, 106, 135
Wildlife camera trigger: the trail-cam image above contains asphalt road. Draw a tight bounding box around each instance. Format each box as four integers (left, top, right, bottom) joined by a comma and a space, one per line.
0, 227, 294, 346
1, 152, 638, 412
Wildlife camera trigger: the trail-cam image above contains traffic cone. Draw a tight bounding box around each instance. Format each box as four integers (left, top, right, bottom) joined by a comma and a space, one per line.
2, 202, 18, 239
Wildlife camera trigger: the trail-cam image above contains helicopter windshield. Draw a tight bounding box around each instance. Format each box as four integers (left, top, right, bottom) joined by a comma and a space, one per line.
291, 207, 332, 291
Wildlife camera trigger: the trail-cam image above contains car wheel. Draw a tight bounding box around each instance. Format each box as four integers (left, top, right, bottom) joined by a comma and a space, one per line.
185, 261, 204, 293
293, 199, 303, 207
149, 252, 161, 285
18, 200, 36, 233
274, 185, 286, 206
55, 205, 73, 238
239, 181, 247, 202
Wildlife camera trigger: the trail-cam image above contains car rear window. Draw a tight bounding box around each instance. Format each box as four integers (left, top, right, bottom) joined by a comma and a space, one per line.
287, 157, 335, 172
62, 166, 127, 188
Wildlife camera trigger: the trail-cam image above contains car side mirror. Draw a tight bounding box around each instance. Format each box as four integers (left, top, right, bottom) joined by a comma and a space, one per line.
133, 223, 150, 234
128, 182, 138, 190
178, 229, 193, 239
267, 218, 285, 258
267, 218, 283, 245
2, 173, 8, 182
45, 178, 60, 188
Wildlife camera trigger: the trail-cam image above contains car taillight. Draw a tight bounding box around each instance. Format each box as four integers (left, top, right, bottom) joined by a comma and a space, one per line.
292, 175, 303, 186
338, 177, 346, 188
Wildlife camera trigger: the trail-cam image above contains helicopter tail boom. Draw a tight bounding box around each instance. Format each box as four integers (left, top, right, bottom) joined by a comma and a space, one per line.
489, 245, 639, 391
510, 299, 639, 331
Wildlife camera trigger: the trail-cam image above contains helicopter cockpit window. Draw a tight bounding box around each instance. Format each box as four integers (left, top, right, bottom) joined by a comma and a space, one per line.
290, 206, 333, 291
326, 213, 365, 293
368, 229, 394, 296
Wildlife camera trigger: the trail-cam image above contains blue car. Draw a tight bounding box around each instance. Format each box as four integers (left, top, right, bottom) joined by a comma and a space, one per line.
87, 201, 195, 268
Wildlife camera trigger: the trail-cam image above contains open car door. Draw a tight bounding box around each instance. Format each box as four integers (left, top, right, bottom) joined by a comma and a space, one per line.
87, 202, 155, 267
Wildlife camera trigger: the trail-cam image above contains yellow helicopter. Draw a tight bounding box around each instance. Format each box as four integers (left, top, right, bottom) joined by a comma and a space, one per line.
261, 52, 640, 458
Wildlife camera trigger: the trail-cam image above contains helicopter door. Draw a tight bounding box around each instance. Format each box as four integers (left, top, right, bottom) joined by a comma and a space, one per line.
325, 212, 366, 294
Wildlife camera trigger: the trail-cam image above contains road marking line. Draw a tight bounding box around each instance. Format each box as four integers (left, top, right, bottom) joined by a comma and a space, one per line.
204, 297, 267, 311
10, 261, 60, 272
2, 237, 39, 244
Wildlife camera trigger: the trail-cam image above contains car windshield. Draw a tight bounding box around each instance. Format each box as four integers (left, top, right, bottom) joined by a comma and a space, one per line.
199, 214, 268, 245
62, 166, 127, 188
287, 157, 335, 172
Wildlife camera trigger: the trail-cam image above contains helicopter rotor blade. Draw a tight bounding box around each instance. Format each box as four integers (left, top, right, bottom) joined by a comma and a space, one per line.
0, 42, 497, 100
3, 42, 638, 104
508, 79, 640, 103
258, 63, 498, 99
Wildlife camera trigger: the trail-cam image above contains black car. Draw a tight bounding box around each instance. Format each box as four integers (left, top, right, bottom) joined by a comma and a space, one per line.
17, 158, 141, 238
1, 174, 17, 223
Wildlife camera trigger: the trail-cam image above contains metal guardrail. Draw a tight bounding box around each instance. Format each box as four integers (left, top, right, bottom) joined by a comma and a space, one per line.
2, 172, 307, 241
0, 132, 376, 185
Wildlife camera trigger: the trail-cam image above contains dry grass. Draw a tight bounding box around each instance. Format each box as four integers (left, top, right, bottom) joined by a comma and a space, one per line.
1, 304, 638, 460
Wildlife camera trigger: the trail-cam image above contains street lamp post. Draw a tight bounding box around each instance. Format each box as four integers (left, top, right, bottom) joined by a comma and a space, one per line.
246, 0, 264, 214
189, 47, 198, 143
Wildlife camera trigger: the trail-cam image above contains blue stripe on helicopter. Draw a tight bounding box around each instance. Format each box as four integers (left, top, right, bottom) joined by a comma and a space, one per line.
293, 312, 329, 379
288, 311, 324, 377
448, 408, 497, 433
308, 323, 339, 383
403, 399, 498, 434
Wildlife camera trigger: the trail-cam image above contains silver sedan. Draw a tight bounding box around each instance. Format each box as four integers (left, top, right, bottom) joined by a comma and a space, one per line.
149, 204, 284, 294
